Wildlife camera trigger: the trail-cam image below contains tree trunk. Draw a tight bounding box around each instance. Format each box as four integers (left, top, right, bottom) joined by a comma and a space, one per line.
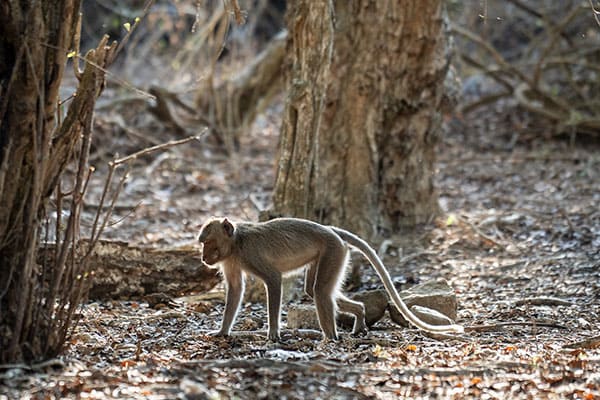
0, 1, 114, 362
273, 0, 449, 238
272, 0, 334, 219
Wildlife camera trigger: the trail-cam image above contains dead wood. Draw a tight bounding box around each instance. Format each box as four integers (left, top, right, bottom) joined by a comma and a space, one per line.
195, 30, 287, 151
148, 30, 287, 151
563, 335, 600, 349
465, 321, 568, 332
513, 297, 575, 307
38, 240, 220, 300
451, 4, 600, 137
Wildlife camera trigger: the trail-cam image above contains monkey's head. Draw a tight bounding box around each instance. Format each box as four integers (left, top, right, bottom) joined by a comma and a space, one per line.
198, 217, 235, 266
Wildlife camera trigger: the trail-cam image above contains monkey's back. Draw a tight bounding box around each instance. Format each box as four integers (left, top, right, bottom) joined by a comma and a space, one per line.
233, 218, 344, 272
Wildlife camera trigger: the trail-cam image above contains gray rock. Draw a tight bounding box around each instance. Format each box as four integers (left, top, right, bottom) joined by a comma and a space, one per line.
389, 278, 458, 327
288, 289, 389, 332
409, 305, 455, 326
286, 279, 459, 332
338, 289, 389, 329
286, 304, 321, 330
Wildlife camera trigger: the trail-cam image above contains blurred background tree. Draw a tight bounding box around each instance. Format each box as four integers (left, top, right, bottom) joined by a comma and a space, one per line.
450, 0, 600, 139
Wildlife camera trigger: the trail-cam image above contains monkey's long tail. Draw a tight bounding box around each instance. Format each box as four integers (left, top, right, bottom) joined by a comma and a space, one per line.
330, 227, 464, 334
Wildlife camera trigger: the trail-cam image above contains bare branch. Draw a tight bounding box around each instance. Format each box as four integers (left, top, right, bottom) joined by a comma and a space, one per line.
111, 132, 204, 166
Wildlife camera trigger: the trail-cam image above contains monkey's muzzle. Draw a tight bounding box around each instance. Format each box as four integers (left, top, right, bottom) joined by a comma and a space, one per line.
200, 242, 220, 265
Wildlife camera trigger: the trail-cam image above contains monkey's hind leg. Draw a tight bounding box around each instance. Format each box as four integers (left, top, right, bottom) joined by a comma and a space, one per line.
309, 262, 367, 335
303, 262, 317, 299
337, 294, 367, 335
262, 271, 283, 342
312, 245, 348, 340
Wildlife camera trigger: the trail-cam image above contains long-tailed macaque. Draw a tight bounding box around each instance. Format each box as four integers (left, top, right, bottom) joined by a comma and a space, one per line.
198, 217, 464, 341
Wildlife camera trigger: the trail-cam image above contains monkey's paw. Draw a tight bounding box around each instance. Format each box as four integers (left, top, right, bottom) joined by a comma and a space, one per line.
352, 322, 369, 337
321, 334, 339, 343
352, 327, 369, 337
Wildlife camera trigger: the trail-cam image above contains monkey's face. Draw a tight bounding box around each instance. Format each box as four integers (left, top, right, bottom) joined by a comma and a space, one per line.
198, 218, 235, 265
201, 240, 221, 265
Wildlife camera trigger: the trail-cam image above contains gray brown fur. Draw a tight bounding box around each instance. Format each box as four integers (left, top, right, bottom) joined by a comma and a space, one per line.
198, 217, 463, 341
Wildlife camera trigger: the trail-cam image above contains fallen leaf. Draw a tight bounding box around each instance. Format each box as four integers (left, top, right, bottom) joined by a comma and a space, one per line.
471, 377, 482, 385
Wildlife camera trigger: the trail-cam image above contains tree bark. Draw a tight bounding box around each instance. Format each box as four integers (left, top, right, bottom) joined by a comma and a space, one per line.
273, 0, 449, 238
272, 0, 334, 218
0, 1, 114, 362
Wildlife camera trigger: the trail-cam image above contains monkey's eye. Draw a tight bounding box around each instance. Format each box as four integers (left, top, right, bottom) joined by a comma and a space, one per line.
201, 240, 217, 253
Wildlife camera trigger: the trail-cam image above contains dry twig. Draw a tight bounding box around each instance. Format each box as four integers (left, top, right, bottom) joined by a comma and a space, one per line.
564, 334, 600, 349
513, 297, 575, 307
465, 321, 568, 332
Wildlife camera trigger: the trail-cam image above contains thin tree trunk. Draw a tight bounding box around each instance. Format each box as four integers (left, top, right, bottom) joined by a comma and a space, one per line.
272, 0, 449, 238
0, 1, 114, 362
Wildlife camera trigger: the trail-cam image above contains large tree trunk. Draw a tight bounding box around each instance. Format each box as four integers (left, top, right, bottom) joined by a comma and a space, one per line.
272, 0, 334, 219
273, 0, 449, 238
0, 1, 114, 363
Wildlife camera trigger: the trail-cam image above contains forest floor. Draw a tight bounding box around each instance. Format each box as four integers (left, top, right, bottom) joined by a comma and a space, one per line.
2, 88, 600, 399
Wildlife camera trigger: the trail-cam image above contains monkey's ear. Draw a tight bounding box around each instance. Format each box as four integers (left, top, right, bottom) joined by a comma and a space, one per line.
222, 218, 234, 237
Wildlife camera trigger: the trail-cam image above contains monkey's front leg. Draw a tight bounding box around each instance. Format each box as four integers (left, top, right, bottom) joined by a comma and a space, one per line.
215, 264, 245, 336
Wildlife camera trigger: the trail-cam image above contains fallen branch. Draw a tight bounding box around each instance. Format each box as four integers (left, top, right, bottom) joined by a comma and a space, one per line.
128, 311, 188, 322
38, 240, 220, 299
563, 335, 600, 349
0, 358, 66, 371
398, 250, 438, 265
423, 331, 471, 342
458, 215, 506, 250
513, 297, 575, 307
465, 321, 568, 332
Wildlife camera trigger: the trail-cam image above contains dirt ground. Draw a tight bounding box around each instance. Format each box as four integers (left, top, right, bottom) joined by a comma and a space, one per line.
2, 84, 600, 399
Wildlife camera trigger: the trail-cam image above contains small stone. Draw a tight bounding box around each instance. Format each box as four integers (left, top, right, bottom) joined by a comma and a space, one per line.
338, 289, 389, 329
287, 304, 321, 330
287, 279, 459, 331
287, 289, 389, 332
410, 305, 455, 326
389, 278, 458, 327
